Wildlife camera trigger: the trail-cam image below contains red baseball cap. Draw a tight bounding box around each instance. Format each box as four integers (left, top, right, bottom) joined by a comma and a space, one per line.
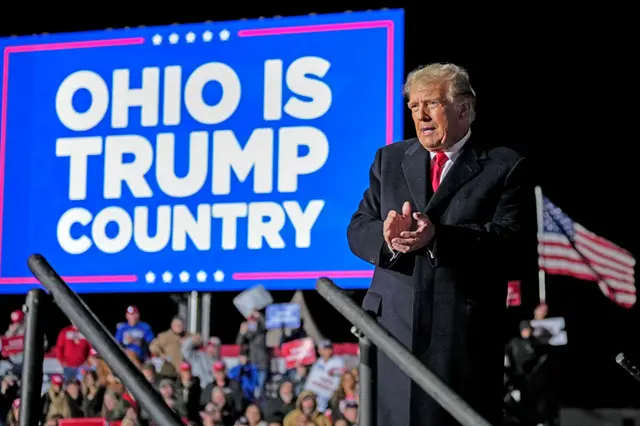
12, 398, 19, 409
213, 361, 225, 372
208, 337, 221, 346
180, 362, 191, 371
89, 348, 98, 357
10, 310, 24, 323
126, 306, 139, 314
50, 374, 63, 385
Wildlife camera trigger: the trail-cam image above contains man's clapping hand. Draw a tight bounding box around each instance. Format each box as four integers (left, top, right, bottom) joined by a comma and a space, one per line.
384, 201, 435, 254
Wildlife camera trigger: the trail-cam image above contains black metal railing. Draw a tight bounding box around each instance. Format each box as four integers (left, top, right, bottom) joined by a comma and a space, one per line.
316, 277, 492, 426
20, 254, 183, 426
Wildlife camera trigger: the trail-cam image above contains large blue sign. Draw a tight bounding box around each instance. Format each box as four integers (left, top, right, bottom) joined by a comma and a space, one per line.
0, 10, 404, 294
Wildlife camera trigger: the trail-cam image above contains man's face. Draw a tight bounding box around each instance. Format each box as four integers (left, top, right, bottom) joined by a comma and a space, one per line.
171, 319, 184, 334
126, 312, 139, 325
408, 82, 469, 152
521, 327, 532, 339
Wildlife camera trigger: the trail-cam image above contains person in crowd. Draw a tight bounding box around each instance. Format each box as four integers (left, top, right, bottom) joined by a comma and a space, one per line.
63, 377, 84, 417
80, 370, 105, 418
44, 414, 64, 426
280, 319, 307, 345
56, 322, 91, 382
245, 403, 268, 426
0, 371, 19, 420
141, 361, 160, 388
328, 371, 357, 421
101, 389, 127, 421
176, 361, 201, 423
236, 311, 270, 396
307, 340, 344, 411
200, 402, 226, 426
282, 391, 330, 426
149, 315, 187, 379
287, 363, 308, 396
262, 380, 296, 423
158, 378, 187, 418
228, 347, 260, 408
41, 374, 73, 421
205, 387, 237, 426
531, 303, 553, 345
201, 361, 243, 413
5, 398, 19, 426
182, 334, 222, 388
3, 309, 47, 375
114, 306, 154, 361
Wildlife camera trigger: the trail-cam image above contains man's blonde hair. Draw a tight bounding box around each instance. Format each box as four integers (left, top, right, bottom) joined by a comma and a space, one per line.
403, 63, 477, 123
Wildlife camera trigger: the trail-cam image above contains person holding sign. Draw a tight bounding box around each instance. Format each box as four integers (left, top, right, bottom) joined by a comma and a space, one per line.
347, 63, 533, 426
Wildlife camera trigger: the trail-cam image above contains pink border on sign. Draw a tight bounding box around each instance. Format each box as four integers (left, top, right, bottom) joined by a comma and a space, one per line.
235, 20, 395, 281
0, 37, 144, 284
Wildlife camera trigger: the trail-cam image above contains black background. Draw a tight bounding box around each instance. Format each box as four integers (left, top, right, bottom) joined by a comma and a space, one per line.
0, 1, 638, 408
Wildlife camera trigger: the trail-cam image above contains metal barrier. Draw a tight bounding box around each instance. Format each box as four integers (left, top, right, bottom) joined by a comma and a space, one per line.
316, 277, 492, 426
22, 254, 183, 426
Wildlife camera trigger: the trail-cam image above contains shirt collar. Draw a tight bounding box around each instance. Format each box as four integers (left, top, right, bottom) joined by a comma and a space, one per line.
429, 129, 471, 161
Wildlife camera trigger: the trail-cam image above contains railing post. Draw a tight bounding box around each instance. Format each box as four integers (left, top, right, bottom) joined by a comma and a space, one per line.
358, 333, 376, 426
19, 288, 48, 426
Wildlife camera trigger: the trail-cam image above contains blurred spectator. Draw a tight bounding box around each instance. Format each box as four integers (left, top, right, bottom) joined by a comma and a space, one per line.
280, 319, 307, 345
158, 378, 187, 418
532, 303, 553, 345
244, 403, 268, 426
5, 398, 19, 426
55, 322, 91, 381
228, 347, 260, 406
114, 306, 154, 361
328, 371, 357, 421
80, 370, 104, 417
236, 311, 269, 397
41, 374, 72, 421
150, 316, 187, 379
0, 371, 19, 420
282, 391, 330, 426
141, 361, 160, 388
201, 361, 243, 414
205, 387, 238, 426
3, 309, 47, 375
287, 364, 308, 396
182, 334, 221, 388
63, 377, 84, 417
262, 380, 296, 423
101, 389, 127, 421
176, 361, 201, 423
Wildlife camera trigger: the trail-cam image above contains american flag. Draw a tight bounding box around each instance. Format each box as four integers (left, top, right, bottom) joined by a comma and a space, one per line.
538, 196, 636, 308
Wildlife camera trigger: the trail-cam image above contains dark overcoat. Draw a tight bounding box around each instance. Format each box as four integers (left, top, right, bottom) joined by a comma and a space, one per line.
347, 136, 533, 426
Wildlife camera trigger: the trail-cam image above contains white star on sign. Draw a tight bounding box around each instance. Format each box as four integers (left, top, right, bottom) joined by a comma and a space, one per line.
152, 34, 162, 45
186, 32, 196, 43
213, 270, 225, 282
169, 33, 179, 44
202, 30, 213, 42
179, 271, 190, 283
162, 271, 173, 283
196, 271, 207, 283
219, 29, 230, 41
145, 272, 155, 283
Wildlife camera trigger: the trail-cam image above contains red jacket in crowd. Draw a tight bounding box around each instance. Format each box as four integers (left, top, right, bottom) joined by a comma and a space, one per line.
56, 325, 91, 367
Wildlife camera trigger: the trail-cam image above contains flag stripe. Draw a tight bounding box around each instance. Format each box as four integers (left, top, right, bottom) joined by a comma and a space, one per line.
539, 195, 636, 308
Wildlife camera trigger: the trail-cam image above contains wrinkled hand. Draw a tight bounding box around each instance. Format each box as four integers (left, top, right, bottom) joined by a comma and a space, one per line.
383, 201, 413, 249
391, 212, 435, 253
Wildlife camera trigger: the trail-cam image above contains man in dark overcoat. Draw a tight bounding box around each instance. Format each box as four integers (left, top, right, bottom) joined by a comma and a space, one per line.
347, 62, 533, 426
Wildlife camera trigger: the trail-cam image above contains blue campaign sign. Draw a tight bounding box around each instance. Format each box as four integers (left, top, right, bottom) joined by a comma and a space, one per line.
0, 10, 404, 294
266, 303, 301, 330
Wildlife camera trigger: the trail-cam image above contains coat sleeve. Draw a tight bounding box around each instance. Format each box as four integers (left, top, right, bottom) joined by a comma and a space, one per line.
431, 157, 534, 275
347, 148, 400, 269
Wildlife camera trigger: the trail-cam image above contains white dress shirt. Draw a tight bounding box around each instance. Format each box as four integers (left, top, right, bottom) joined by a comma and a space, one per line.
429, 129, 471, 184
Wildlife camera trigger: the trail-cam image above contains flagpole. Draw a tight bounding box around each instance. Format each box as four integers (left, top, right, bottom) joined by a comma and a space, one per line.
535, 185, 546, 303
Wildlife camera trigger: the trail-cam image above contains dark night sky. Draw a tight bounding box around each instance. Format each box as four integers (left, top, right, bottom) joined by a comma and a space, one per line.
0, 1, 638, 409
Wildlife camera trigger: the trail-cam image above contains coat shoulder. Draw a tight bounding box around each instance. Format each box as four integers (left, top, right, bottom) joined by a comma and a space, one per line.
484, 145, 526, 167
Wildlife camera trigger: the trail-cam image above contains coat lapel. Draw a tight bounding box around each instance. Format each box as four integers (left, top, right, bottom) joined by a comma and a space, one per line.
401, 141, 430, 212
425, 141, 484, 217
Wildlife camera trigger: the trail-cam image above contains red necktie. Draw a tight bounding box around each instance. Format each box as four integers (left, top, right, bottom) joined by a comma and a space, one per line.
431, 152, 449, 192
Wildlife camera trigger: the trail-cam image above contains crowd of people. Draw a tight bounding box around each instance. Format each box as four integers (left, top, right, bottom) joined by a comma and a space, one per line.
0, 305, 359, 426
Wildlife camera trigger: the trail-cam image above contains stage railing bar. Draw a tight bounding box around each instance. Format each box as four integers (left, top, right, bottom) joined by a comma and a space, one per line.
27, 254, 183, 426
19, 288, 47, 426
316, 277, 492, 426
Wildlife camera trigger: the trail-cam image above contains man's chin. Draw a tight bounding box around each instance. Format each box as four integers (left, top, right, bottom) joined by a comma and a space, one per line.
418, 137, 443, 151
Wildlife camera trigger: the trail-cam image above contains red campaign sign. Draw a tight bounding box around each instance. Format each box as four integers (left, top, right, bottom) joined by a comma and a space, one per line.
507, 280, 522, 307
1, 335, 24, 356
280, 337, 317, 370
